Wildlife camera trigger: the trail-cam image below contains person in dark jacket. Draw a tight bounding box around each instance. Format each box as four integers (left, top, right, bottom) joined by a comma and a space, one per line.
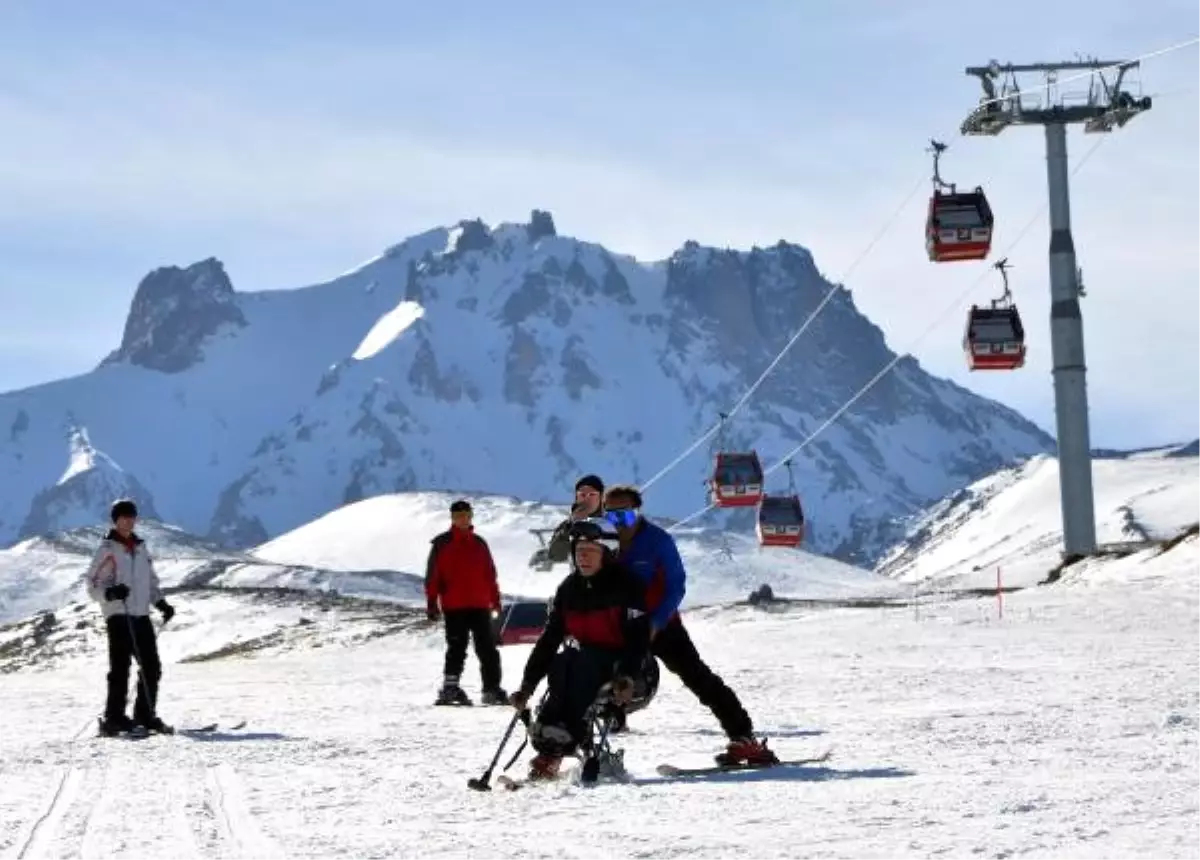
86, 498, 177, 736
603, 483, 780, 767
509, 517, 650, 781
425, 499, 507, 706
541, 474, 606, 565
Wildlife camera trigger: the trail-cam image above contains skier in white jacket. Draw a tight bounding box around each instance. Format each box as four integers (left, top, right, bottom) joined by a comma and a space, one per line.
86, 498, 177, 736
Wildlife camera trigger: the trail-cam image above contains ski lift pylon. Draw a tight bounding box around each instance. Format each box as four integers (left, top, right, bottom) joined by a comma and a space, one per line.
925, 140, 994, 263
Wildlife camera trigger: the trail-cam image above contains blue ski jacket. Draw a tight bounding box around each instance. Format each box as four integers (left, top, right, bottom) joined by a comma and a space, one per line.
618, 518, 687, 631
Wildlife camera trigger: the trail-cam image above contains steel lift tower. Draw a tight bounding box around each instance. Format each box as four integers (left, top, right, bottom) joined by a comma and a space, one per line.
960, 59, 1151, 561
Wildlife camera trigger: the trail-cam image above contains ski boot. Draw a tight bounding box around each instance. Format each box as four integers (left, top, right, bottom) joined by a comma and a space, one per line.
480, 686, 508, 706
435, 683, 472, 706
716, 735, 780, 767
139, 716, 175, 735
97, 714, 135, 737
528, 753, 562, 781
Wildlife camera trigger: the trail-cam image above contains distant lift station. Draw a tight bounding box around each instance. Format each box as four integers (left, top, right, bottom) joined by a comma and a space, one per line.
958, 57, 1152, 560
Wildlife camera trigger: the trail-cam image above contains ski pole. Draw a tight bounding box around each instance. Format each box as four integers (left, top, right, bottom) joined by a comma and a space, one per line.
122, 599, 157, 723
501, 705, 538, 772
467, 707, 530, 792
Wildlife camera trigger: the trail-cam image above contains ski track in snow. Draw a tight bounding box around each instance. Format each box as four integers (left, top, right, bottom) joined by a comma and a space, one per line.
204, 763, 286, 860
1, 551, 1196, 859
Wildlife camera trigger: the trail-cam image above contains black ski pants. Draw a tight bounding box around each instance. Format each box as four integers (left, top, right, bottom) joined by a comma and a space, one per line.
104, 614, 162, 723
442, 608, 502, 690
651, 616, 753, 739
533, 646, 617, 754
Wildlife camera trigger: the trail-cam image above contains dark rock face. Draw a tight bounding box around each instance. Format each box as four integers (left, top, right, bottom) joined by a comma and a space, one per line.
99, 258, 246, 374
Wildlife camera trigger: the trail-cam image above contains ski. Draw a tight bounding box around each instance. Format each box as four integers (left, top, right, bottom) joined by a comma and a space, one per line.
181, 720, 247, 734
656, 749, 833, 778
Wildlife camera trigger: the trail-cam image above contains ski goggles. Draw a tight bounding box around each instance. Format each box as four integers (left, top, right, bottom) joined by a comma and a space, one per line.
604, 509, 639, 528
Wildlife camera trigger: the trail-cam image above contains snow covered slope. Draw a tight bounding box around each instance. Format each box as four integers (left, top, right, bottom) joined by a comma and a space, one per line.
0, 521, 234, 626
0, 490, 896, 626
17, 427, 160, 540
1, 530, 1194, 858
0, 211, 1052, 563
877, 450, 1199, 588
243, 490, 902, 606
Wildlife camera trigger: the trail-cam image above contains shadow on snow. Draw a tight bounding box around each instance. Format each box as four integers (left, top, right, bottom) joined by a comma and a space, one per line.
686, 727, 827, 739
177, 730, 297, 743
644, 764, 915, 787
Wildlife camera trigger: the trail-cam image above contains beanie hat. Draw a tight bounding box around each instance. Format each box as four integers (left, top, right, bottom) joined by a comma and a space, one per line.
449, 499, 472, 513
574, 474, 605, 494
110, 498, 138, 522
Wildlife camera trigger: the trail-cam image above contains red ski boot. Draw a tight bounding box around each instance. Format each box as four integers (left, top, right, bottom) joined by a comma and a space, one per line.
528, 753, 562, 781
716, 736, 780, 767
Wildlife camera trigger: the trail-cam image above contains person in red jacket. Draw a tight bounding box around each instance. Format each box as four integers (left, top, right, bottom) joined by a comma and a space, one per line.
425, 499, 507, 706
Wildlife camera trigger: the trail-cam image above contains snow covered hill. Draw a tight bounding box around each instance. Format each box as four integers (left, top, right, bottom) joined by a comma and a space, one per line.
0, 520, 234, 627
1, 527, 1195, 857
0, 489, 899, 628
239, 490, 901, 607
876, 449, 1200, 588
0, 210, 1053, 563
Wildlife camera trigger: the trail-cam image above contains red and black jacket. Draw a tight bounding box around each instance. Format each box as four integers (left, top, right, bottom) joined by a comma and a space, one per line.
518, 560, 650, 697
424, 526, 501, 612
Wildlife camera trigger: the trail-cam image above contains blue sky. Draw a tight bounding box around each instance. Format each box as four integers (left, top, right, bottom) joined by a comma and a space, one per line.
1, 0, 1196, 447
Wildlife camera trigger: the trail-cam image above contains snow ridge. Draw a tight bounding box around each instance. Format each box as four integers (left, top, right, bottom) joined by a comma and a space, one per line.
0, 210, 1052, 563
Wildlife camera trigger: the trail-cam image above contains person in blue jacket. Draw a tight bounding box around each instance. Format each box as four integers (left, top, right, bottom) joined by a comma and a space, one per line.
602, 484, 779, 767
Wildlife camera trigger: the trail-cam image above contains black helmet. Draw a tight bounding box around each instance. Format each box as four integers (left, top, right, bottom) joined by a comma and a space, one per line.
110, 498, 138, 522
568, 517, 620, 556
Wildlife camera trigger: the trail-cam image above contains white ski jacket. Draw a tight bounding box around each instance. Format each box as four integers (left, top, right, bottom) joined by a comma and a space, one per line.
86, 531, 163, 618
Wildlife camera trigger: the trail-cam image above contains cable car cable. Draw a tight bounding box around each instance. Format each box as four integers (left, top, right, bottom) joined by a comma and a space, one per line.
667, 134, 1110, 533
637, 34, 1197, 499
638, 172, 927, 493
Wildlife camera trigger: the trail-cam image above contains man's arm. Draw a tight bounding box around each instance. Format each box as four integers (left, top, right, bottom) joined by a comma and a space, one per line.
649, 531, 687, 631
519, 589, 565, 695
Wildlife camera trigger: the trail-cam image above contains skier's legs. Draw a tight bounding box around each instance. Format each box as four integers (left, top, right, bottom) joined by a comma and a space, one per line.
466, 608, 503, 691
652, 618, 753, 739
531, 649, 607, 754
129, 616, 162, 723
441, 610, 471, 687
104, 616, 134, 722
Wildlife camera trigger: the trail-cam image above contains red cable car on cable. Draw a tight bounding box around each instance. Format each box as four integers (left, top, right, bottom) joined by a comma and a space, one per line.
964, 258, 1026, 371
926, 140, 994, 263
709, 451, 765, 508
756, 460, 805, 548
706, 412, 765, 508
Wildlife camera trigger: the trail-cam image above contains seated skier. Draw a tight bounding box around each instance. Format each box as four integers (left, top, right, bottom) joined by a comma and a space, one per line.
508, 517, 650, 780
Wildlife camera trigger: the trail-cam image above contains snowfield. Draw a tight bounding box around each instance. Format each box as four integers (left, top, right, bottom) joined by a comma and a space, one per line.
878, 451, 1200, 588
1, 534, 1196, 859
0, 490, 898, 628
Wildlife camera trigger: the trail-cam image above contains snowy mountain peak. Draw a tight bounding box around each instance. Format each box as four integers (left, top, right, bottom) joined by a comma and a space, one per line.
2, 212, 1053, 561
526, 208, 557, 241
17, 425, 158, 540
98, 256, 246, 374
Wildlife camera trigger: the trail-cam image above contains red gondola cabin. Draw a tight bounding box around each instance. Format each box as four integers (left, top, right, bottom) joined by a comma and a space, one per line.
963, 304, 1026, 371
756, 495, 805, 548
491, 600, 549, 646
709, 451, 764, 508
926, 188, 994, 263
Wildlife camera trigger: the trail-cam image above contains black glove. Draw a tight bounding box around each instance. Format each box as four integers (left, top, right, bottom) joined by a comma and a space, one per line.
104, 584, 130, 602
155, 599, 175, 624
426, 599, 440, 622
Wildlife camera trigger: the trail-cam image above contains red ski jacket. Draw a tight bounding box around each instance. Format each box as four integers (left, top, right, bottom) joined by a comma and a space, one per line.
424, 527, 501, 611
